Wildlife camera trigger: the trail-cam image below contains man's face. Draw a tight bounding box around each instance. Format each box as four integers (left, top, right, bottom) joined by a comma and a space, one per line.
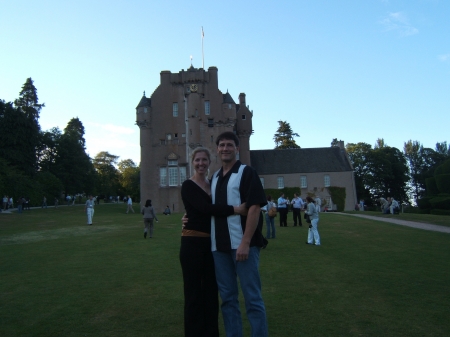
217, 139, 239, 163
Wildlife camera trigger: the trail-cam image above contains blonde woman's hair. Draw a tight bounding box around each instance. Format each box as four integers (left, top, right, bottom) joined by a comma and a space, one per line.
191, 147, 211, 163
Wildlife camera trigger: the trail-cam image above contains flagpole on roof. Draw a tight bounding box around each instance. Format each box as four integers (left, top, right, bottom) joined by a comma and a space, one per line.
201, 26, 204, 69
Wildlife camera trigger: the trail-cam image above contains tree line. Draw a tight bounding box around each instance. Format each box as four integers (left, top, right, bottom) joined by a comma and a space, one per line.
274, 121, 450, 206
0, 78, 140, 206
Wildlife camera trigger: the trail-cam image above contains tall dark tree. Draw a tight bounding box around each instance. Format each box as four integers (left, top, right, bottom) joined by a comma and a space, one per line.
403, 140, 424, 201
93, 151, 120, 197
274, 121, 300, 149
346, 142, 373, 204
117, 159, 140, 198
37, 127, 62, 173
53, 118, 95, 195
367, 146, 409, 202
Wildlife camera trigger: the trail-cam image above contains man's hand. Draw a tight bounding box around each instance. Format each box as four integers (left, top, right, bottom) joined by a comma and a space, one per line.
236, 242, 250, 261
181, 213, 188, 229
235, 204, 260, 261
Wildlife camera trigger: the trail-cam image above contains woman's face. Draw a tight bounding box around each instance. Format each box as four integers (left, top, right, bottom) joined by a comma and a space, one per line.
193, 151, 210, 174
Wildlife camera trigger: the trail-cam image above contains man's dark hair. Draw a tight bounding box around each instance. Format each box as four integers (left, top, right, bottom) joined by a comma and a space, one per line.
215, 131, 239, 147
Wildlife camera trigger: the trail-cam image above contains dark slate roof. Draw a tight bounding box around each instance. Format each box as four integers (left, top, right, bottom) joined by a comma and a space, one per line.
250, 147, 353, 175
136, 95, 151, 109
223, 92, 235, 104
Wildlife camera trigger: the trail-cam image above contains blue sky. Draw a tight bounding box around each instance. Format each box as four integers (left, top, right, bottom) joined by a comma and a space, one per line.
1, 0, 449, 164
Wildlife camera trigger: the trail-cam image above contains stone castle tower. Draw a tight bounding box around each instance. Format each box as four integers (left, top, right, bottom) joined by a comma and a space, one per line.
136, 66, 254, 212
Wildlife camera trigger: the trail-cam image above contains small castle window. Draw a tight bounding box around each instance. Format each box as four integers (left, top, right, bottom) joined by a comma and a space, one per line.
208, 119, 214, 127
242, 114, 246, 120
173, 103, 178, 117
205, 101, 210, 115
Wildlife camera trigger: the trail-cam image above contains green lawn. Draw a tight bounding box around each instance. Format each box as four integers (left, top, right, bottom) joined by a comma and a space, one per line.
346, 210, 450, 228
1, 205, 449, 336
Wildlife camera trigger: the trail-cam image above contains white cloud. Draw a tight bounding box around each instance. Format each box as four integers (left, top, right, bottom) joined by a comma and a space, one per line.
379, 12, 418, 37
438, 54, 450, 62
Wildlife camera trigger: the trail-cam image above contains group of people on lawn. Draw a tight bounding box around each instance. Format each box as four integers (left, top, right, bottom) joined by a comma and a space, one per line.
378, 197, 400, 214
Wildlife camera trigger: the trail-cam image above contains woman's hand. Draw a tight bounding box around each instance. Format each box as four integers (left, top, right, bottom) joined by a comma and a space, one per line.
234, 203, 248, 216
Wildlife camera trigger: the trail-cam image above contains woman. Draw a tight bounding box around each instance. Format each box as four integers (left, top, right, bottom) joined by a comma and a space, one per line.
141, 199, 158, 238
85, 195, 94, 226
305, 196, 321, 246
265, 195, 276, 239
180, 147, 246, 337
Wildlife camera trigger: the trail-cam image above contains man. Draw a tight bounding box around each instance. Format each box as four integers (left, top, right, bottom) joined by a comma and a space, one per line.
126, 195, 135, 213
389, 197, 399, 214
210, 131, 268, 337
2, 195, 7, 210
277, 193, 288, 227
315, 196, 322, 212
379, 197, 389, 214
291, 193, 304, 226
85, 195, 95, 225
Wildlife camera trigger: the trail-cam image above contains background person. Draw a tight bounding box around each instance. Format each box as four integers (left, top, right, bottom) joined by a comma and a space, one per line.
85, 195, 94, 225
278, 193, 288, 227
163, 205, 171, 215
306, 196, 320, 246
265, 195, 276, 239
126, 195, 135, 214
141, 199, 158, 238
291, 193, 304, 226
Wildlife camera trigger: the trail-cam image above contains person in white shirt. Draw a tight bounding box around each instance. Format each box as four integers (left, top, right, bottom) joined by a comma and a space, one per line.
291, 193, 304, 226
85, 195, 95, 225
277, 194, 288, 227
126, 195, 135, 214
315, 196, 322, 212
389, 197, 399, 214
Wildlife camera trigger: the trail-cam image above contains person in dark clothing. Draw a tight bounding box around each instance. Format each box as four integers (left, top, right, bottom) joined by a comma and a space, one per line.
180, 147, 246, 337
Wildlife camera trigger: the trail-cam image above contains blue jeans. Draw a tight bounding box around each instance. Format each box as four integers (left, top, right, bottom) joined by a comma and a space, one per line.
212, 247, 268, 337
265, 213, 275, 238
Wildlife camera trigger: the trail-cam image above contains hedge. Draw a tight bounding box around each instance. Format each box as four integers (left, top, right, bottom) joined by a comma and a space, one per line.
425, 177, 439, 196
430, 209, 450, 216
417, 197, 432, 210
435, 174, 450, 194
327, 186, 346, 212
429, 196, 450, 210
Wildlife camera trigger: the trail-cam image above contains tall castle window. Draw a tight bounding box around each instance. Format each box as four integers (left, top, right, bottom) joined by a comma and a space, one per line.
173, 103, 178, 117
300, 175, 307, 188
278, 177, 284, 189
160, 160, 187, 187
324, 175, 330, 187
205, 101, 210, 115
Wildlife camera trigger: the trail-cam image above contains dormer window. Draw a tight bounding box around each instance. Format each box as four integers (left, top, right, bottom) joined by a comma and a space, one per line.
242, 114, 246, 120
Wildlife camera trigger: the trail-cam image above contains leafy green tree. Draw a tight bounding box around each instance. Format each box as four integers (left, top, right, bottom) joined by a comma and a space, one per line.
403, 140, 424, 201
93, 151, 120, 197
0, 78, 44, 176
274, 121, 300, 149
346, 142, 373, 204
117, 159, 140, 198
367, 146, 409, 202
14, 78, 44, 176
53, 118, 95, 195
37, 127, 62, 172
